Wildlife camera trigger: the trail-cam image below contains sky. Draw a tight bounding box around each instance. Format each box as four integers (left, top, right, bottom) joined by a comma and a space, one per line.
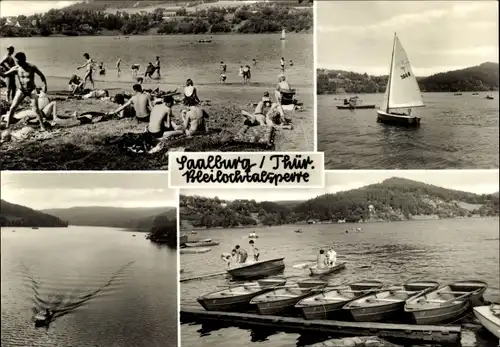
317, 1, 499, 76
0, 1, 79, 17
182, 170, 500, 201
1, 172, 177, 210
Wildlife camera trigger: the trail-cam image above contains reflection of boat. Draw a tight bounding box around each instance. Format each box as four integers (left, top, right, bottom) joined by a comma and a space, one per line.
405, 280, 487, 324
280, 28, 286, 40
35, 310, 53, 327
486, 95, 494, 100
180, 247, 212, 254
197, 278, 286, 311
296, 280, 383, 320
309, 262, 346, 275
344, 280, 439, 322
376, 33, 424, 126
227, 257, 285, 280
185, 240, 220, 247
250, 284, 317, 315
473, 304, 500, 338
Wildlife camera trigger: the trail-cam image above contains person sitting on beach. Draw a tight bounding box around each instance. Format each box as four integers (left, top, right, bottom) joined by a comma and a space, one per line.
76, 53, 95, 90
68, 74, 85, 95
317, 249, 328, 269
2, 52, 48, 131
181, 105, 208, 136
327, 247, 337, 267
131, 64, 140, 78
145, 62, 155, 79
235, 245, 248, 263
242, 65, 251, 84
249, 240, 260, 261
147, 94, 184, 140
241, 92, 288, 127
183, 79, 200, 106
98, 62, 106, 75
275, 74, 293, 104
107, 84, 153, 121
82, 89, 110, 100
220, 72, 227, 84
1, 90, 59, 126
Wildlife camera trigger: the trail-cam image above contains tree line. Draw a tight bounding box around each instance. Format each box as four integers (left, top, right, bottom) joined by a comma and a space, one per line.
0, 3, 312, 37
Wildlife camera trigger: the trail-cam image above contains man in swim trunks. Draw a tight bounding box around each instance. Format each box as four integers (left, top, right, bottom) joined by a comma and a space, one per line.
235, 245, 248, 263
181, 105, 208, 137
77, 53, 95, 90
147, 94, 183, 139
2, 52, 48, 130
107, 84, 153, 121
0, 46, 16, 102
154, 56, 161, 77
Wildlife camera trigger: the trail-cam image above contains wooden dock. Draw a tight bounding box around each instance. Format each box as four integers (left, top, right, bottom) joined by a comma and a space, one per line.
180, 307, 462, 345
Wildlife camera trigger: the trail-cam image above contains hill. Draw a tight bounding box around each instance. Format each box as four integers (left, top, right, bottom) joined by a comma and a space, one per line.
43, 206, 176, 230
180, 178, 499, 228
317, 62, 499, 95
0, 200, 68, 227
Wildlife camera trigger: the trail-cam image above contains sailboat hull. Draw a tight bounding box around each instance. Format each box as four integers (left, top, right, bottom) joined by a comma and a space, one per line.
376, 110, 420, 127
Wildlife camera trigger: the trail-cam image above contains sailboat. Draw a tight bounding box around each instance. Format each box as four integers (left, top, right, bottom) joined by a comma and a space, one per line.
280, 28, 286, 40
377, 33, 424, 126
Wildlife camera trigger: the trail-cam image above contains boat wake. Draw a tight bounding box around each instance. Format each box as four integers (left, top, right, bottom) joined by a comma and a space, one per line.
19, 261, 135, 322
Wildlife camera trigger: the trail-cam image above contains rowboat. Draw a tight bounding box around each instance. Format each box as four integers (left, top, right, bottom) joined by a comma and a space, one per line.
297, 279, 328, 290
343, 280, 439, 322
404, 280, 488, 324
336, 104, 376, 110
227, 258, 285, 280
185, 240, 220, 247
180, 247, 211, 254
250, 283, 318, 315
34, 310, 53, 327
309, 262, 346, 276
197, 278, 287, 312
473, 304, 500, 338
486, 95, 494, 100
295, 280, 383, 320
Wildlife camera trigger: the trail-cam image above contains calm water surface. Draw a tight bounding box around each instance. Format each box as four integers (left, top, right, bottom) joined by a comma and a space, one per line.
0, 34, 313, 88
317, 92, 499, 169
181, 218, 499, 347
1, 226, 177, 347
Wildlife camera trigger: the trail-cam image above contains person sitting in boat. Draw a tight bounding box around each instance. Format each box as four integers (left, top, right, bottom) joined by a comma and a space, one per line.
183, 79, 200, 106
235, 245, 248, 263
327, 247, 337, 267
317, 249, 328, 269
249, 240, 259, 261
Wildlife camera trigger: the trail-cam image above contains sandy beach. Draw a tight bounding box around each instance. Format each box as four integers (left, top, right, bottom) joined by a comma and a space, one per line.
0, 78, 313, 170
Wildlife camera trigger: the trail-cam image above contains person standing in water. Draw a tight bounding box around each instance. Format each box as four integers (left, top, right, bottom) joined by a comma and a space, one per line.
154, 56, 161, 78
252, 59, 257, 66
77, 53, 95, 90
2, 52, 48, 131
0, 46, 16, 102
280, 57, 285, 72
220, 61, 227, 74
249, 240, 260, 261
289, 60, 293, 67
116, 58, 121, 76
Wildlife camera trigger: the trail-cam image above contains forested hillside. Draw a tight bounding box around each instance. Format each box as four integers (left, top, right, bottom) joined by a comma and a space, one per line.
0, 200, 68, 227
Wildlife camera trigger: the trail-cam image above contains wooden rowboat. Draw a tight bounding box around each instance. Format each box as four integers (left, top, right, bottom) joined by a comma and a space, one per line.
295, 280, 383, 320
297, 279, 328, 290
309, 262, 346, 276
473, 304, 500, 338
197, 278, 286, 312
343, 280, 439, 322
180, 247, 211, 254
404, 280, 488, 325
250, 283, 319, 315
227, 258, 285, 280
185, 240, 220, 247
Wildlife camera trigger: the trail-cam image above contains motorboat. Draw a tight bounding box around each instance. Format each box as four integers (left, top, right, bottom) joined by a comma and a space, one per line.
250, 283, 318, 315
473, 304, 500, 338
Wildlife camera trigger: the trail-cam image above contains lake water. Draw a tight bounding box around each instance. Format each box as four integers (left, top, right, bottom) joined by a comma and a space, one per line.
180, 218, 500, 347
317, 92, 499, 169
0, 34, 313, 88
1, 226, 177, 347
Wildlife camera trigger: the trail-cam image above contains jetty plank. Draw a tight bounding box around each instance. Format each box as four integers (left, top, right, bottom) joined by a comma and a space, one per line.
180, 308, 461, 345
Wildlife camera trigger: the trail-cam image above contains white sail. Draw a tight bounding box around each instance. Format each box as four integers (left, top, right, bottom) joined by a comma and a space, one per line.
281, 29, 286, 39
387, 34, 424, 109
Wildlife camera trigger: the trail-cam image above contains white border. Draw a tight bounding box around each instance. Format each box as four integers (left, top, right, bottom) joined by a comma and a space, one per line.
176, 187, 181, 347
313, 0, 318, 152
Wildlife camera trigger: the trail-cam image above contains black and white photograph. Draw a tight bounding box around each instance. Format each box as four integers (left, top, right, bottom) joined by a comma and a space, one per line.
316, 1, 499, 169
0, 0, 313, 170
1, 172, 178, 347
179, 170, 499, 347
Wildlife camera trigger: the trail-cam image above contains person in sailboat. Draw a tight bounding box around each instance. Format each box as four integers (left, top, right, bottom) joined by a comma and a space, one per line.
183, 79, 200, 106
235, 245, 248, 263
249, 240, 260, 261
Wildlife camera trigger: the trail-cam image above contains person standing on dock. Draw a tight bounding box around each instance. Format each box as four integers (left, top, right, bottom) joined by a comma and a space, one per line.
235, 245, 248, 263
317, 249, 328, 269
249, 240, 260, 261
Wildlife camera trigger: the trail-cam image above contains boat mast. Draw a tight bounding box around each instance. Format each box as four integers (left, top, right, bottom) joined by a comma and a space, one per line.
386, 33, 396, 113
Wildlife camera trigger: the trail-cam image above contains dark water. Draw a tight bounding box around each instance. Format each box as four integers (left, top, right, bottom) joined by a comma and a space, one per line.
0, 34, 313, 87
317, 92, 499, 169
1, 226, 177, 347
181, 218, 499, 347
